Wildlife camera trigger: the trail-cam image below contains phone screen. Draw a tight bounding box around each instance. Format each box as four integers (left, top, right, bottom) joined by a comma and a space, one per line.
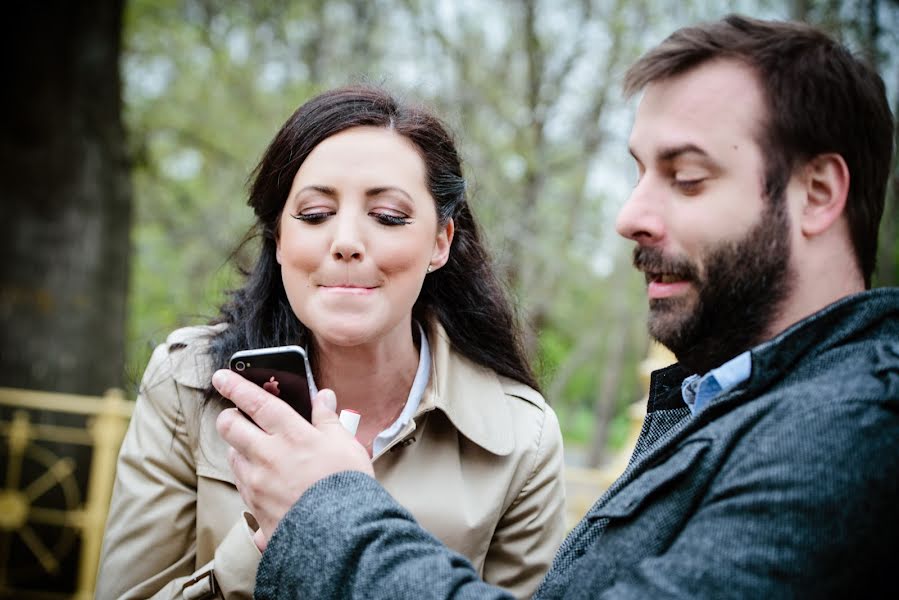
228, 346, 314, 421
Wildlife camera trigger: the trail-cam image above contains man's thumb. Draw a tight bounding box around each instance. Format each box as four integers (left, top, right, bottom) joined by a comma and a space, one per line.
311, 389, 341, 428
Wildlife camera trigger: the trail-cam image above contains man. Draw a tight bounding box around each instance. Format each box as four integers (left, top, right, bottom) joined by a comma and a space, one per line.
214, 15, 898, 598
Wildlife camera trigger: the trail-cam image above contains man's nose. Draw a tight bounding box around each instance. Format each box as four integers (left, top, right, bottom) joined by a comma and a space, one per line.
615, 176, 666, 244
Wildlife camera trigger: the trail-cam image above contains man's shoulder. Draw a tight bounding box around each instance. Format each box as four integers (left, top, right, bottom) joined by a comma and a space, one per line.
782, 333, 899, 407
716, 335, 899, 470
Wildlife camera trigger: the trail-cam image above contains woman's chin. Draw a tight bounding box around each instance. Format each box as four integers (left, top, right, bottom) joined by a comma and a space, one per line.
308, 321, 382, 349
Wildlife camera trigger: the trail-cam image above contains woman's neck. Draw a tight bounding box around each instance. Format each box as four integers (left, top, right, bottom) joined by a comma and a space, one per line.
311, 323, 421, 424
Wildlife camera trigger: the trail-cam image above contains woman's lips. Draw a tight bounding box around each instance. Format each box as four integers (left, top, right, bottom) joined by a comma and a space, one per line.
319, 285, 377, 296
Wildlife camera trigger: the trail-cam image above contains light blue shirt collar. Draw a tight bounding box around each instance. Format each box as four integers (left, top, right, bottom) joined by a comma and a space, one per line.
681, 350, 752, 415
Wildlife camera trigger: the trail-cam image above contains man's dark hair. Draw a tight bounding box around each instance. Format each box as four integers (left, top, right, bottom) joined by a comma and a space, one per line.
205, 85, 539, 397
624, 14, 894, 287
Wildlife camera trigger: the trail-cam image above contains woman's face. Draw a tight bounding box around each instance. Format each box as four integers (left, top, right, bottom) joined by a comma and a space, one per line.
277, 126, 453, 348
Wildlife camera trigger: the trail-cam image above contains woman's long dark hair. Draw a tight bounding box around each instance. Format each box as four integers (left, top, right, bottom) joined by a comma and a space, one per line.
205, 85, 539, 399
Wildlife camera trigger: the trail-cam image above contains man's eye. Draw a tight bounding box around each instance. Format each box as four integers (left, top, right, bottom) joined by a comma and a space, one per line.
290, 212, 330, 224
674, 179, 704, 193
372, 212, 412, 226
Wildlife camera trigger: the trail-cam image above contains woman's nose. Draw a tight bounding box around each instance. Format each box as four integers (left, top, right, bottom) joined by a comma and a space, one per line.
329, 214, 365, 262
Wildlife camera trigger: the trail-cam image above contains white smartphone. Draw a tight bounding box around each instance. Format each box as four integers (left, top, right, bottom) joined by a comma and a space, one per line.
228, 346, 316, 421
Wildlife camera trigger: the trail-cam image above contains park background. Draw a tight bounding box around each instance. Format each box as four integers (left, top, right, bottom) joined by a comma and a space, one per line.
0, 0, 897, 597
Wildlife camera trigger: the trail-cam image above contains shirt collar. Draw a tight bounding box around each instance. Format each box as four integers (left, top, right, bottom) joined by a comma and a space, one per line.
372, 322, 430, 455
681, 350, 752, 415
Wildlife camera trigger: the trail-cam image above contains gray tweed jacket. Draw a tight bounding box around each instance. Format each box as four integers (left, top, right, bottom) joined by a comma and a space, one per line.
256, 289, 899, 599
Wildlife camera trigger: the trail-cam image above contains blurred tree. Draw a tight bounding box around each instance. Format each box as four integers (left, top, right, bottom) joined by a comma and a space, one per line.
121, 0, 899, 464
0, 3, 129, 594
123, 0, 392, 384
790, 0, 899, 286
0, 0, 131, 395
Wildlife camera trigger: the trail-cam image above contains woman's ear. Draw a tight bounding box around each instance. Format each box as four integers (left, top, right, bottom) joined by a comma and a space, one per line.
799, 153, 850, 237
429, 219, 454, 271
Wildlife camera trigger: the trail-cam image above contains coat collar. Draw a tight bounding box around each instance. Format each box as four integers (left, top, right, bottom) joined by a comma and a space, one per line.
167, 324, 224, 390
619, 288, 899, 516
418, 321, 517, 456
647, 288, 899, 413
170, 321, 522, 457
743, 288, 899, 397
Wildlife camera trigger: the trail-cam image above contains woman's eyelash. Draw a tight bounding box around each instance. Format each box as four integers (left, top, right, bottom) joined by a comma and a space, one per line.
373, 213, 413, 226
290, 212, 413, 226
291, 212, 330, 223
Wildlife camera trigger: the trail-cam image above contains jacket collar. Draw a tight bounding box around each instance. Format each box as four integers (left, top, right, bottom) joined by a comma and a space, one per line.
171, 321, 518, 457
168, 324, 224, 390
743, 288, 899, 397
647, 288, 899, 410
418, 321, 516, 456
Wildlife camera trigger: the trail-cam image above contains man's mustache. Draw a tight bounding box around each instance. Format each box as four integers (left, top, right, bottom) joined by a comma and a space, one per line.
633, 246, 700, 281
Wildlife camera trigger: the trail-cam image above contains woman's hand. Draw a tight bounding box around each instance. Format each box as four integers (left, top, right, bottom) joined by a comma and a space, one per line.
213, 369, 373, 551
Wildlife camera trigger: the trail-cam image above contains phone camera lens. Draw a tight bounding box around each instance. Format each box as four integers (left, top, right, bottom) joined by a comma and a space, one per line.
235, 361, 246, 371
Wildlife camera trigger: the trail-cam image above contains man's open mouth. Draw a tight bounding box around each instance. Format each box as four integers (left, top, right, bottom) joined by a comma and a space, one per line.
645, 271, 688, 284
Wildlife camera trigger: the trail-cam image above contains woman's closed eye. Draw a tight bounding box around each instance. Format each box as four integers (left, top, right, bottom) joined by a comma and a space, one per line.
371, 211, 413, 226
291, 210, 332, 224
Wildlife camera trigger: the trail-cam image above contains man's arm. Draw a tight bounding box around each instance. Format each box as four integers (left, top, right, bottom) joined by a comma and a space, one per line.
255, 471, 515, 600
212, 369, 514, 598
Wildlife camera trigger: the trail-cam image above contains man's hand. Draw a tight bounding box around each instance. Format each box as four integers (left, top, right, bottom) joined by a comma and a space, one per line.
213, 369, 373, 551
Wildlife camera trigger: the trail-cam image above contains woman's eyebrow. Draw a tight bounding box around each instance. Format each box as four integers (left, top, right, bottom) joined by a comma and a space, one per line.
294, 185, 338, 198
366, 187, 414, 202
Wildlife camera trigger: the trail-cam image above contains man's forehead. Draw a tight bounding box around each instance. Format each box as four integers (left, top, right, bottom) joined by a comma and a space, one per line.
629, 59, 766, 159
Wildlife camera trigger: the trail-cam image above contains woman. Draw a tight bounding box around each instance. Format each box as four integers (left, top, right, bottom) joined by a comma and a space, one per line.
97, 86, 565, 599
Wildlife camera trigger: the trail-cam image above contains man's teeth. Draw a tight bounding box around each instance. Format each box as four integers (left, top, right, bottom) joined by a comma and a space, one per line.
659, 274, 680, 283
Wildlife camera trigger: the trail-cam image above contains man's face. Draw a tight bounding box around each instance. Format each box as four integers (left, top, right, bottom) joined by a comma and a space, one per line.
617, 59, 795, 374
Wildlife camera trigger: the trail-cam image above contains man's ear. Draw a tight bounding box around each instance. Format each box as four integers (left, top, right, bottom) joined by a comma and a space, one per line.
799, 153, 850, 237
429, 219, 455, 271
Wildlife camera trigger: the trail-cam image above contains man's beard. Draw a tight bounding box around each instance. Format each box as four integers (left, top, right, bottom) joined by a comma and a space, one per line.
634, 199, 794, 375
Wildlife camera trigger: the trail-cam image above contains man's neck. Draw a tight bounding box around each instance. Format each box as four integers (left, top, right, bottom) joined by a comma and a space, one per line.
763, 269, 864, 346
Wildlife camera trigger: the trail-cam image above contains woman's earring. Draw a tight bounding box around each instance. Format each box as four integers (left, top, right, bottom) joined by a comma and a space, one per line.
427, 265, 434, 273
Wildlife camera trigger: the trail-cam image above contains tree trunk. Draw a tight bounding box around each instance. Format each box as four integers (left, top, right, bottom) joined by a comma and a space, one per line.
790, 0, 811, 20
0, 0, 131, 395
585, 314, 629, 468
586, 255, 637, 468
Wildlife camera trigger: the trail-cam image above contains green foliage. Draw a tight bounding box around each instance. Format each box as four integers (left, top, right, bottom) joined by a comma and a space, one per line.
116, 0, 724, 441
122, 0, 899, 455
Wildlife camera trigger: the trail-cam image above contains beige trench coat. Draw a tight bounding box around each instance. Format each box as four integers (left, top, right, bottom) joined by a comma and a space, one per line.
96, 323, 566, 599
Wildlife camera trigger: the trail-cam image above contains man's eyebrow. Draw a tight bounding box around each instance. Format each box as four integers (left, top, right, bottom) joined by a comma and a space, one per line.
628, 143, 710, 163
657, 143, 710, 162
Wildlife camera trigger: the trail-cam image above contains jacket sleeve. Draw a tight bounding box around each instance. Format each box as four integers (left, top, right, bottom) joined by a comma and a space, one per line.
256, 471, 517, 600
482, 403, 566, 598
95, 342, 261, 600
